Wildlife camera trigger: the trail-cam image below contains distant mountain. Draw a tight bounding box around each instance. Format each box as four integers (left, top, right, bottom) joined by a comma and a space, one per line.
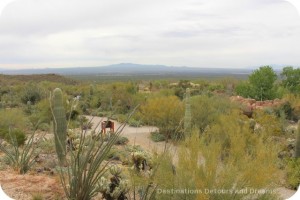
0, 63, 254, 76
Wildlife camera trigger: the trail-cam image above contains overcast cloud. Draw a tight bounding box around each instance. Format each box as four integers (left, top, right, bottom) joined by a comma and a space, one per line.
0, 0, 299, 69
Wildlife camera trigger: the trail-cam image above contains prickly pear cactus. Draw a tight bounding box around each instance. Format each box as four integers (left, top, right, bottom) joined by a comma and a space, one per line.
52, 88, 67, 165
184, 88, 191, 137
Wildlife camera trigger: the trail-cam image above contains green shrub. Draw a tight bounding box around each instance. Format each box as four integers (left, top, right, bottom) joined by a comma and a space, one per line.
20, 83, 43, 105
106, 147, 132, 165
0, 108, 28, 130
128, 118, 142, 127
0, 130, 40, 174
0, 128, 26, 146
150, 131, 166, 142
286, 158, 300, 190
115, 136, 129, 145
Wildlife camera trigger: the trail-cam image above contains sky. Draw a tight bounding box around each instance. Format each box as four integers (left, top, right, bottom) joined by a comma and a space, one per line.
0, 0, 299, 69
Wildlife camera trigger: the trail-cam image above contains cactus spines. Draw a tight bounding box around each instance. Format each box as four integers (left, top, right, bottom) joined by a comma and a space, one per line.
110, 165, 122, 176
184, 88, 192, 137
296, 122, 300, 158
52, 88, 67, 165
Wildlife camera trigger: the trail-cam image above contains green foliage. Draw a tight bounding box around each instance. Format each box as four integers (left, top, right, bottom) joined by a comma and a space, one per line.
235, 66, 279, 100
283, 94, 300, 121
248, 66, 278, 100
274, 101, 294, 121
286, 158, 300, 190
0, 129, 40, 174
139, 96, 184, 140
253, 110, 283, 137
115, 136, 129, 145
150, 131, 166, 142
57, 107, 137, 200
190, 95, 233, 133
0, 108, 27, 130
128, 118, 142, 127
235, 81, 254, 98
0, 128, 26, 146
184, 88, 192, 137
20, 83, 44, 104
51, 88, 67, 165
281, 66, 300, 94
155, 112, 280, 200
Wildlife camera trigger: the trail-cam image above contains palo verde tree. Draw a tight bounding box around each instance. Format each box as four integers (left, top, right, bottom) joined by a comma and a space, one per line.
248, 66, 278, 100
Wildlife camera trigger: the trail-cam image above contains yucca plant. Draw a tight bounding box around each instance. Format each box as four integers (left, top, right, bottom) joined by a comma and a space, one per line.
0, 127, 41, 174
52, 88, 139, 200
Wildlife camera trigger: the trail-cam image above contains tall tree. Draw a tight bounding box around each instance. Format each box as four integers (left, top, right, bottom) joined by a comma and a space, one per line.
281, 66, 300, 94
249, 66, 277, 100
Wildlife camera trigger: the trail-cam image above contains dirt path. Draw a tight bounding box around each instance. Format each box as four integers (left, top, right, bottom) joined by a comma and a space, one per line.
85, 115, 178, 155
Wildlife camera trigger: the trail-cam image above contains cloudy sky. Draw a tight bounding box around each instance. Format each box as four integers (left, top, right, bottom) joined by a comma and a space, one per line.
0, 0, 299, 69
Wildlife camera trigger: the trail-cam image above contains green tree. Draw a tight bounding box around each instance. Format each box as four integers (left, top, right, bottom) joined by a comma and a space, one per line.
249, 66, 277, 100
235, 81, 254, 98
281, 66, 300, 94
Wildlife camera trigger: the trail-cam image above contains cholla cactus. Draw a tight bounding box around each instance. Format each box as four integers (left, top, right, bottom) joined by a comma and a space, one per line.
184, 88, 191, 137
132, 151, 152, 171
99, 165, 129, 200
52, 88, 67, 165
110, 165, 122, 176
67, 129, 81, 150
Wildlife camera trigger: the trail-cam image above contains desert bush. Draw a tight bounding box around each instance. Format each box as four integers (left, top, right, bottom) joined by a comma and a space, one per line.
286, 158, 300, 190
128, 118, 142, 127
115, 136, 129, 145
283, 94, 300, 121
190, 95, 234, 133
0, 128, 26, 146
20, 83, 44, 105
154, 112, 280, 200
253, 110, 283, 137
139, 96, 184, 140
0, 108, 28, 130
150, 131, 166, 142
106, 147, 130, 164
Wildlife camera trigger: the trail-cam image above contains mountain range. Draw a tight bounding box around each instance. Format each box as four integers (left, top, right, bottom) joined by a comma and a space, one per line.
0, 63, 259, 76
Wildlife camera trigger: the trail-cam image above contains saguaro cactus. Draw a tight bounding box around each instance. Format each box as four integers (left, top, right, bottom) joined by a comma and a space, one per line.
184, 88, 192, 137
296, 122, 300, 158
52, 88, 67, 164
